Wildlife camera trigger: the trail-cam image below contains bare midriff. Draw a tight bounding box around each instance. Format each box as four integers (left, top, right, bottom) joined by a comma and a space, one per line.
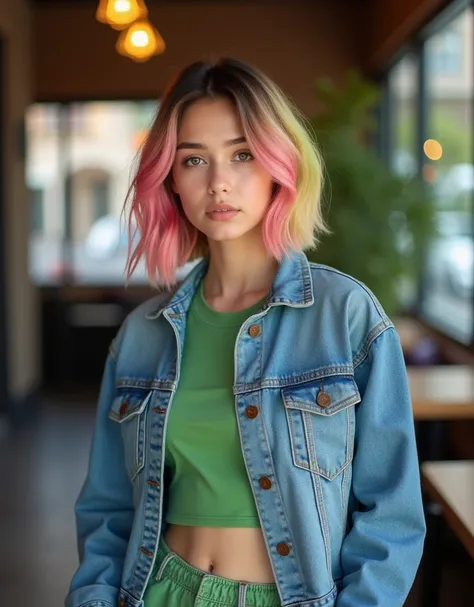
163, 525, 276, 583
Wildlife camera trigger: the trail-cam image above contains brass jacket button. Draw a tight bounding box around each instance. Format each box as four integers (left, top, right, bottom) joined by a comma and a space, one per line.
317, 392, 331, 408
259, 477, 272, 490
119, 402, 129, 416
276, 542, 291, 556
118, 600, 125, 607
248, 324, 261, 338
245, 405, 259, 419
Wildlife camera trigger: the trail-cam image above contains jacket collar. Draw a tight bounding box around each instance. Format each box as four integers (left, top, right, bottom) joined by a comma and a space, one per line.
146, 250, 314, 320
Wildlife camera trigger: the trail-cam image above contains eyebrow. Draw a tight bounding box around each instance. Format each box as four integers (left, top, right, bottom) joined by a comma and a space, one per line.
176, 136, 247, 150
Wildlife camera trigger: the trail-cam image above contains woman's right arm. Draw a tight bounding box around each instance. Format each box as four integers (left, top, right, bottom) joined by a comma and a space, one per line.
65, 340, 134, 607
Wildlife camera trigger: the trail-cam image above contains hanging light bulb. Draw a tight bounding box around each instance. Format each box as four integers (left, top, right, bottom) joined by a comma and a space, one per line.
116, 20, 166, 62
96, 0, 148, 30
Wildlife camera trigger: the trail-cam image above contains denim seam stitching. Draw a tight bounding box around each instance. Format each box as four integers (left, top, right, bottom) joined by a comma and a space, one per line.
308, 263, 394, 325
304, 413, 333, 573
285, 392, 360, 415
234, 366, 355, 393
257, 399, 306, 594
286, 406, 309, 471
340, 465, 348, 535
311, 468, 332, 579
353, 323, 392, 370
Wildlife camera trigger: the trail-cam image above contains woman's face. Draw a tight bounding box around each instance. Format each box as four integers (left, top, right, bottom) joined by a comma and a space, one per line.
171, 96, 273, 245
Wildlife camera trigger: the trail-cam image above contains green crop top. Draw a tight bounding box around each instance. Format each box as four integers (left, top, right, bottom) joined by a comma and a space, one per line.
164, 280, 266, 528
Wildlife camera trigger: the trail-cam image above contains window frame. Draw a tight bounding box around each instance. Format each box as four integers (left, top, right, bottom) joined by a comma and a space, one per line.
380, 0, 474, 346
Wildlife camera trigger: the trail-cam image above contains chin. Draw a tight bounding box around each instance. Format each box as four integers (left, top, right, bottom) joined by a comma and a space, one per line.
206, 230, 244, 242
196, 218, 263, 244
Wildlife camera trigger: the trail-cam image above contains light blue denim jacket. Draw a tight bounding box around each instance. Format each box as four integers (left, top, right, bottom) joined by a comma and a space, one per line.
66, 251, 426, 607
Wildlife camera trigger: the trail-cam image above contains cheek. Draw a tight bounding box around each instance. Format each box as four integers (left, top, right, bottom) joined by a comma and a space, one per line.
245, 170, 273, 202
173, 166, 206, 197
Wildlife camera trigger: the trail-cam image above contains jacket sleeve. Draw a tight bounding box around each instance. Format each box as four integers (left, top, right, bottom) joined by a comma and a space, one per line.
65, 344, 134, 607
336, 326, 426, 607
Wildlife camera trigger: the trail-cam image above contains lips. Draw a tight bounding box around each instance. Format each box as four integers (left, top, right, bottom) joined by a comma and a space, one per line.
206, 203, 239, 214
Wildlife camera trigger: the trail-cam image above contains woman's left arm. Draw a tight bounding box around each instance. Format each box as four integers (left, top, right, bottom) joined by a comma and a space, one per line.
336, 326, 426, 607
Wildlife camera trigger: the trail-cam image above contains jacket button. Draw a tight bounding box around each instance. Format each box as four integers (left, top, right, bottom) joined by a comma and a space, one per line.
118, 600, 125, 607
119, 402, 129, 416
245, 405, 259, 419
248, 324, 261, 338
317, 392, 331, 408
259, 476, 272, 490
277, 542, 291, 556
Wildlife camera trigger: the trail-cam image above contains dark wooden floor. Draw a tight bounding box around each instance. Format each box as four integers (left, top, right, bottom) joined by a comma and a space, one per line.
0, 397, 471, 606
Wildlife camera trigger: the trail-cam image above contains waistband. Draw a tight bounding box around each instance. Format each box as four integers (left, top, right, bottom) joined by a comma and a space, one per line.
154, 534, 281, 606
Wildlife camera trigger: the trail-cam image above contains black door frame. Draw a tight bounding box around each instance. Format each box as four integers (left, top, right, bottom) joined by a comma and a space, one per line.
0, 33, 9, 416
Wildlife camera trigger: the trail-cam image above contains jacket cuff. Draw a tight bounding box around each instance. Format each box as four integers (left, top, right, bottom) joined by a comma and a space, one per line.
65, 584, 117, 607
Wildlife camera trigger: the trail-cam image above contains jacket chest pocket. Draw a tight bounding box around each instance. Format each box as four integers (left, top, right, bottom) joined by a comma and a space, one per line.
281, 375, 361, 480
108, 390, 152, 481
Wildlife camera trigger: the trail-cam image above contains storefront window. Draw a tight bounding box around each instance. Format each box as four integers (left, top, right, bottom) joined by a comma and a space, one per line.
26, 101, 157, 285
420, 7, 474, 343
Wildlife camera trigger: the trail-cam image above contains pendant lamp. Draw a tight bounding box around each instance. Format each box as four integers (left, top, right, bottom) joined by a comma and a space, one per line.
116, 20, 166, 62
96, 0, 148, 30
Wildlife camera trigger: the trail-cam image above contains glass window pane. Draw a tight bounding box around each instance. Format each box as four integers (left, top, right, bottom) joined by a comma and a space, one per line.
26, 103, 64, 285
420, 7, 474, 343
389, 53, 419, 177
26, 100, 158, 285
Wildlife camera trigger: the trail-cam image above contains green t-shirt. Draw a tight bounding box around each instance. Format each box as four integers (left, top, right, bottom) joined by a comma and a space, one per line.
164, 280, 266, 527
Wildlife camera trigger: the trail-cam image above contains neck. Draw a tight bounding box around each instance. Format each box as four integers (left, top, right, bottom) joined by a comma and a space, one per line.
203, 233, 278, 305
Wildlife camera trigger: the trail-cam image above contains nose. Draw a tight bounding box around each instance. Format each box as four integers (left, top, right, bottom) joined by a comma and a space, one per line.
208, 164, 231, 196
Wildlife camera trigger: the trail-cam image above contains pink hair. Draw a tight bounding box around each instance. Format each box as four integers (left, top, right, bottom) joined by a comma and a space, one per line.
126, 87, 301, 288
126, 105, 299, 288
241, 110, 299, 258
126, 102, 299, 287
126, 108, 199, 287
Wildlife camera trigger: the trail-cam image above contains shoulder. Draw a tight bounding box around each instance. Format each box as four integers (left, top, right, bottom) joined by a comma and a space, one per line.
307, 260, 394, 350
308, 262, 388, 315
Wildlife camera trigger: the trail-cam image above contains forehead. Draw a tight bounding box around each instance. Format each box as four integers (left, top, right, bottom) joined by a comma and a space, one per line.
178, 97, 243, 141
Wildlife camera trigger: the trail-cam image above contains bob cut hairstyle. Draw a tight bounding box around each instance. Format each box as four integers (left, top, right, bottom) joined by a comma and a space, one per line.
125, 57, 329, 287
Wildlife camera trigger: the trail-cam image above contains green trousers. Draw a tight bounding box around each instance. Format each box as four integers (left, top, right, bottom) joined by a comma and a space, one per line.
143, 535, 282, 607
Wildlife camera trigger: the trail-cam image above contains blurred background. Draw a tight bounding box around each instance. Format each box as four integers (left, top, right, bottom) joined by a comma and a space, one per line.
0, 0, 473, 605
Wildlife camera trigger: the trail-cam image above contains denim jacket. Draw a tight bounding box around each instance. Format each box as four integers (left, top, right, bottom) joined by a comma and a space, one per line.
66, 251, 426, 607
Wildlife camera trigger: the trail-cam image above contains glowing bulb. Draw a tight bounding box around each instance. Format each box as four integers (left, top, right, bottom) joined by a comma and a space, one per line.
131, 29, 149, 48
117, 20, 166, 62
114, 0, 131, 13
423, 139, 443, 161
95, 0, 148, 30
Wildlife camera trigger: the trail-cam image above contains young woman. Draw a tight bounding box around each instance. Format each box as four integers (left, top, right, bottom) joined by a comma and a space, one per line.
65, 58, 426, 607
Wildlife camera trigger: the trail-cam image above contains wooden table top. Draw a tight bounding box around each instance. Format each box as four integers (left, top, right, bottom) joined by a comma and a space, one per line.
422, 461, 474, 559
407, 366, 474, 420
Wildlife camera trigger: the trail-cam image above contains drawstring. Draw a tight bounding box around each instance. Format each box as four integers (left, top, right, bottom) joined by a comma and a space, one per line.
238, 581, 248, 606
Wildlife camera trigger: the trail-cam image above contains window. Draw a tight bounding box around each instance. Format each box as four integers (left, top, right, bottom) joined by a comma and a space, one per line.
29, 187, 44, 233
26, 100, 157, 285
91, 178, 109, 221
383, 3, 474, 344
419, 7, 474, 343
427, 23, 464, 75
389, 53, 419, 177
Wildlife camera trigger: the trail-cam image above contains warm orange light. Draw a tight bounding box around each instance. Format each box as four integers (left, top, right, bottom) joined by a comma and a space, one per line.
96, 0, 148, 30
423, 138, 443, 161
132, 128, 149, 149
116, 20, 166, 62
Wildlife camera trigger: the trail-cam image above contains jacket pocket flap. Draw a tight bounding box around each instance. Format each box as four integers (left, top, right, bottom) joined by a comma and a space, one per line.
282, 376, 361, 416
108, 390, 152, 423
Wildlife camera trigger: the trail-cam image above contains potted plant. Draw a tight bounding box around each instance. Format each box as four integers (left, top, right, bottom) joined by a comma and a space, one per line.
307, 71, 435, 318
